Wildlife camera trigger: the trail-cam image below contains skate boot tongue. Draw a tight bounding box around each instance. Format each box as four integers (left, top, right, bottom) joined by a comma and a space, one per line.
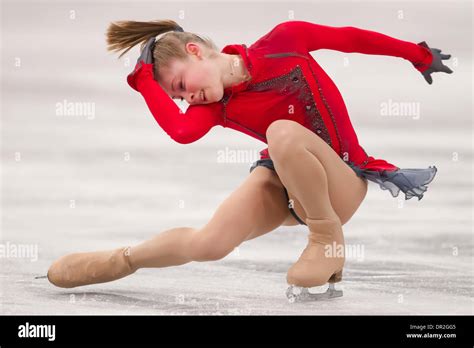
306, 218, 340, 245
286, 216, 345, 290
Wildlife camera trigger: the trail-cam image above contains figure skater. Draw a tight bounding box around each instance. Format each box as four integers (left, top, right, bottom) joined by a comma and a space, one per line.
45, 19, 452, 301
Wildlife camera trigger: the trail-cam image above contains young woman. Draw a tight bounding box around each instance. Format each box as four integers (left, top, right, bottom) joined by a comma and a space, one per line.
46, 19, 451, 296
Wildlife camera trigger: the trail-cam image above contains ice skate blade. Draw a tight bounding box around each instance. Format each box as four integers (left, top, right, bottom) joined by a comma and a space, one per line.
286, 283, 343, 303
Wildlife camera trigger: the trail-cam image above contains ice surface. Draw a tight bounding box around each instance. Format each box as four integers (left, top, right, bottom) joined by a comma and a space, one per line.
1, 0, 472, 315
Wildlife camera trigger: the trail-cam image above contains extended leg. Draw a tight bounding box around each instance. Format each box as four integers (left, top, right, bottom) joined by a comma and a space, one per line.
46, 166, 291, 288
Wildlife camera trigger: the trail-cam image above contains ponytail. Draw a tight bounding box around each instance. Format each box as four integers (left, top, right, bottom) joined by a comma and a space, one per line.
106, 19, 219, 81
106, 19, 181, 58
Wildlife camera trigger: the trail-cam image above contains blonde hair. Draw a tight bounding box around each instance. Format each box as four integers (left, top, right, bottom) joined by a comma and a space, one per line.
106, 19, 219, 80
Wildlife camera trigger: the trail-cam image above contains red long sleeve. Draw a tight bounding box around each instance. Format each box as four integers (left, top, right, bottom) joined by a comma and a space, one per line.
128, 62, 223, 144
274, 20, 433, 72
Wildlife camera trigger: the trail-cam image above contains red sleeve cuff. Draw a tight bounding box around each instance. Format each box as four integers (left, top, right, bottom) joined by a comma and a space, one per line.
412, 41, 434, 73
127, 62, 155, 91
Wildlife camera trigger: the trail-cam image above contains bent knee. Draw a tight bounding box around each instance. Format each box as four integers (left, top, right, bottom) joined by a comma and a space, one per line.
266, 120, 301, 156
189, 232, 235, 262
266, 119, 300, 143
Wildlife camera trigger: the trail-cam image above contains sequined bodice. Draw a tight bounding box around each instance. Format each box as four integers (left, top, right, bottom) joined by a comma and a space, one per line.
220, 50, 344, 157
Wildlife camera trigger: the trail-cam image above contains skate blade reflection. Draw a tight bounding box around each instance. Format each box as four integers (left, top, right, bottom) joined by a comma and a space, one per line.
286, 283, 343, 303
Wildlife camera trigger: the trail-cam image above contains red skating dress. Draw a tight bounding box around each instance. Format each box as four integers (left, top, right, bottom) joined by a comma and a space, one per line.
127, 20, 438, 201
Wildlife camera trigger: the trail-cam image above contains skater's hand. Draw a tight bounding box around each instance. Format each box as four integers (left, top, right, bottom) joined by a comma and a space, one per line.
415, 41, 453, 85
127, 37, 156, 91
136, 36, 156, 65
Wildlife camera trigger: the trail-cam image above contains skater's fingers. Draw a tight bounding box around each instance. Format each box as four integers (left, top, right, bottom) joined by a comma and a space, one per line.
442, 65, 453, 74
143, 37, 156, 50
423, 73, 433, 85
137, 37, 156, 64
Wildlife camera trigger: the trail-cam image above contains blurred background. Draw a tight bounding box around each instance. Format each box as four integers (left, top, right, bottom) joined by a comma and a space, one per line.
1, 0, 472, 314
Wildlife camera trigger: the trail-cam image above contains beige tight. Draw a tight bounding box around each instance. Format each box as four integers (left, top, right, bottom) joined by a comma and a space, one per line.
129, 165, 289, 268
267, 119, 369, 226
129, 120, 368, 270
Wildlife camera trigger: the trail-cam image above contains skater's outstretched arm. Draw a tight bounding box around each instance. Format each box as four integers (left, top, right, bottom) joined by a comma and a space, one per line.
275, 20, 432, 70
272, 20, 453, 83
127, 38, 223, 144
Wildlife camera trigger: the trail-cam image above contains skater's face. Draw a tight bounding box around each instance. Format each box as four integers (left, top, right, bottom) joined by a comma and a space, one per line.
158, 42, 224, 105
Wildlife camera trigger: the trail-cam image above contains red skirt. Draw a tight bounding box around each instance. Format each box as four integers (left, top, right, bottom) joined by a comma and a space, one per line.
346, 156, 437, 201
255, 149, 438, 201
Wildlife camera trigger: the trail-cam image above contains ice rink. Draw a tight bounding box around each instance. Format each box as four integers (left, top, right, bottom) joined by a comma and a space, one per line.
1, 0, 472, 315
